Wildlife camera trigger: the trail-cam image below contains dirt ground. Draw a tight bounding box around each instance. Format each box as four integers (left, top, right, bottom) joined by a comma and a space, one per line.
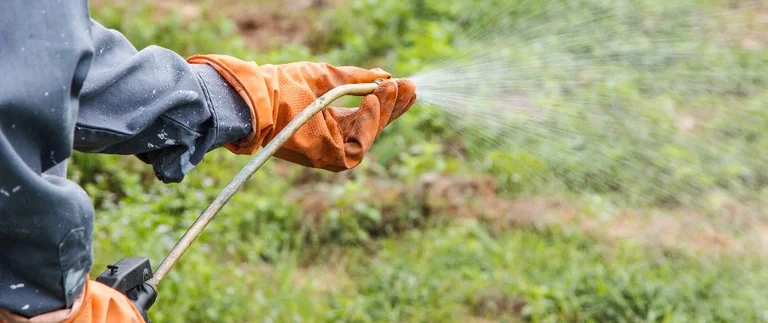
285, 162, 768, 258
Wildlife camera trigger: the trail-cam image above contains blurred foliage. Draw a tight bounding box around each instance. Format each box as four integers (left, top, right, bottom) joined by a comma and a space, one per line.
76, 0, 768, 321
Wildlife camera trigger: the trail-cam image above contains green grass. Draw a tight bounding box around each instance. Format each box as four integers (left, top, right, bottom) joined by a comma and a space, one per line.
75, 0, 768, 321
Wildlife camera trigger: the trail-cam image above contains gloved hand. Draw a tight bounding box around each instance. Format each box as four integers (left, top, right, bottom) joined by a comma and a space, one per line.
0, 280, 146, 323
187, 55, 417, 171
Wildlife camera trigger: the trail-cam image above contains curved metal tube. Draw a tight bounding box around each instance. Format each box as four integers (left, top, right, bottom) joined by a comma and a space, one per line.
148, 82, 379, 286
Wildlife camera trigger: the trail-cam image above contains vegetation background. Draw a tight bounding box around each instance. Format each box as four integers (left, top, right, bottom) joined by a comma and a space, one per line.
76, 0, 768, 321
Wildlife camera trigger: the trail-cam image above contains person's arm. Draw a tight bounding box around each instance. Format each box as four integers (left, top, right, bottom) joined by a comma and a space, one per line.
0, 6, 250, 322
75, 20, 253, 183
0, 1, 129, 320
76, 21, 416, 179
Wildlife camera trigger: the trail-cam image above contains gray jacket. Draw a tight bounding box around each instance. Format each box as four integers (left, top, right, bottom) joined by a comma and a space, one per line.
0, 1, 251, 317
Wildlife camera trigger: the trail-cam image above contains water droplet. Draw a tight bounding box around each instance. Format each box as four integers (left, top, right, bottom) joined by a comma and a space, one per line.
10, 283, 25, 290
44, 92, 49, 96
21, 304, 29, 310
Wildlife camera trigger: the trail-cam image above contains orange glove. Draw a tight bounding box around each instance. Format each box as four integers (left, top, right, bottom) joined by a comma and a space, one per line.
0, 280, 145, 323
187, 55, 417, 171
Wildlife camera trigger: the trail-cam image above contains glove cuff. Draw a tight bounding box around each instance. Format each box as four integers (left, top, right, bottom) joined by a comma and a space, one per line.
187, 54, 276, 155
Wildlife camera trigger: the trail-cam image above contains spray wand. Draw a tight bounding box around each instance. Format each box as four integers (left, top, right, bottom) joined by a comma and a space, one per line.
95, 80, 385, 312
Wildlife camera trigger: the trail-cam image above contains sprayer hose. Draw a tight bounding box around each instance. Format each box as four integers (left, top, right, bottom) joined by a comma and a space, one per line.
148, 82, 380, 287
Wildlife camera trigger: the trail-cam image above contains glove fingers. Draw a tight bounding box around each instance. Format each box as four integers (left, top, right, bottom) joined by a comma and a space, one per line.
329, 94, 382, 167
372, 80, 399, 133
387, 78, 417, 125
327, 79, 411, 168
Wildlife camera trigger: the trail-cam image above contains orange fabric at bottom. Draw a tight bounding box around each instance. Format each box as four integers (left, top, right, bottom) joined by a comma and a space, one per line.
65, 280, 145, 323
0, 280, 146, 323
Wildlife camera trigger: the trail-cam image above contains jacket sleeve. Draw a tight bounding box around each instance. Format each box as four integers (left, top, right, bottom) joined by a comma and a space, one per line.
0, 1, 98, 317
0, 2, 250, 318
75, 20, 252, 183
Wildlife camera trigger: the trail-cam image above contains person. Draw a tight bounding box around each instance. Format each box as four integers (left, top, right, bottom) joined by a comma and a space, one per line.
0, 1, 417, 322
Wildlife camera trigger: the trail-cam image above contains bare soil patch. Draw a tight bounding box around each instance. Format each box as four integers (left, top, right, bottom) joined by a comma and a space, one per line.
291, 172, 768, 258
